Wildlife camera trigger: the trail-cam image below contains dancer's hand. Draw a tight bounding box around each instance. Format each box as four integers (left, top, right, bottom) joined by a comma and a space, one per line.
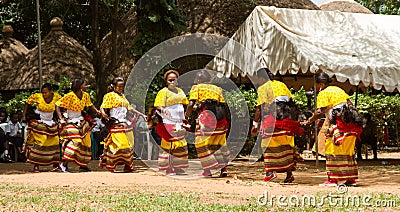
250, 126, 258, 137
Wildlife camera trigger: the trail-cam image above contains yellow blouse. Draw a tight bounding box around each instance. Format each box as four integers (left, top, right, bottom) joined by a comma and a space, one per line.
26, 93, 62, 113
100, 92, 133, 110
189, 83, 225, 103
55, 91, 93, 111
154, 87, 189, 107
317, 86, 349, 109
257, 80, 292, 106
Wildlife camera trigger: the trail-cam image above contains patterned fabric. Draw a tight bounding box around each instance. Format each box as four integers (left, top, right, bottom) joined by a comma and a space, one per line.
326, 153, 358, 181
62, 140, 92, 167
189, 83, 229, 171
154, 87, 189, 171
100, 92, 133, 110
100, 123, 134, 169
60, 120, 93, 166
189, 84, 225, 103
316, 86, 349, 109
156, 123, 188, 170
56, 91, 93, 111
261, 115, 304, 137
317, 86, 358, 181
257, 80, 292, 106
25, 120, 60, 166
195, 137, 230, 170
261, 131, 302, 173
26, 93, 62, 112
195, 123, 230, 171
158, 142, 188, 171
154, 87, 189, 107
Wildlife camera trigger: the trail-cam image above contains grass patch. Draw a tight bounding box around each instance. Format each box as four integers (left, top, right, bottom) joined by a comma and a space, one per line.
0, 185, 398, 211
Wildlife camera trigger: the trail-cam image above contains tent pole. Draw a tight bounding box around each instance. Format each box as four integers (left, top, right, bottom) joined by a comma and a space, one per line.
36, 0, 43, 89
354, 85, 359, 108
314, 75, 318, 168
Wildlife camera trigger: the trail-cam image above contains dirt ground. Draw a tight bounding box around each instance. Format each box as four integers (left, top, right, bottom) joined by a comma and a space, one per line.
1, 152, 400, 206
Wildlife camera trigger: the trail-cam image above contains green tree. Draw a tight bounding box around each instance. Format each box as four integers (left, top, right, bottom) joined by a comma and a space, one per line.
356, 0, 400, 14
132, 0, 187, 58
0, 0, 134, 49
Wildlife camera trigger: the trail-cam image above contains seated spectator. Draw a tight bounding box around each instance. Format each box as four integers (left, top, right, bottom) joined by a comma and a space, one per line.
0, 109, 13, 162
91, 115, 107, 159
5, 112, 24, 161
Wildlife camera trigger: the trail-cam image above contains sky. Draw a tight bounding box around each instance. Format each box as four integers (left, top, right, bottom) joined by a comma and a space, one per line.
310, 0, 329, 6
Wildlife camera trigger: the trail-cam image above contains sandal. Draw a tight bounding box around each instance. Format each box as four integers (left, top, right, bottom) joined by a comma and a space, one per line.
283, 175, 294, 183
33, 165, 39, 173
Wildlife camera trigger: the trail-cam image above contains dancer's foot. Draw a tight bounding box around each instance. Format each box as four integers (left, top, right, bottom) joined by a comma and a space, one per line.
283, 174, 294, 183
199, 170, 212, 178
60, 163, 69, 173
319, 179, 338, 187
219, 167, 228, 178
33, 165, 39, 173
344, 179, 357, 186
166, 168, 175, 175
263, 172, 276, 182
79, 166, 91, 172
123, 165, 135, 173
174, 168, 185, 175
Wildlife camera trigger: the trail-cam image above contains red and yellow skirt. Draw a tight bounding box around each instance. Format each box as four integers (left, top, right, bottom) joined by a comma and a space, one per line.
25, 120, 60, 166
195, 117, 230, 171
60, 120, 94, 167
261, 116, 303, 173
325, 124, 359, 181
100, 122, 134, 170
261, 131, 301, 173
156, 123, 188, 171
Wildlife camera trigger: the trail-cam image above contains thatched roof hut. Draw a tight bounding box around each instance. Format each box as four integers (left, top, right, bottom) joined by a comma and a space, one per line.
319, 0, 373, 14
0, 25, 29, 90
12, 17, 95, 90
100, 8, 137, 82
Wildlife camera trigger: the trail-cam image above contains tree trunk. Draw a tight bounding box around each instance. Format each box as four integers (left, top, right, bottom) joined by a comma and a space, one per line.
111, 0, 119, 70
91, 0, 106, 106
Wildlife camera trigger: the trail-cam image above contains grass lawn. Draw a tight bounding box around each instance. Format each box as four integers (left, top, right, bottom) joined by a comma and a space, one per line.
1, 185, 398, 211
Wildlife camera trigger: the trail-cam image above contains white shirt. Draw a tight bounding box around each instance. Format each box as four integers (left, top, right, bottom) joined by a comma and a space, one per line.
92, 118, 105, 132
5, 120, 22, 136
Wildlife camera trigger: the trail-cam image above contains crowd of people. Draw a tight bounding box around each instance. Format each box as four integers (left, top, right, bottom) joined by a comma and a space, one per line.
0, 69, 375, 186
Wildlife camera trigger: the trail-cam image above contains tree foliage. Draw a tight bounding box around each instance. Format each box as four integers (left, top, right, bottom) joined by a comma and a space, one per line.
356, 0, 400, 14
132, 0, 187, 58
0, 76, 96, 115
0, 0, 134, 49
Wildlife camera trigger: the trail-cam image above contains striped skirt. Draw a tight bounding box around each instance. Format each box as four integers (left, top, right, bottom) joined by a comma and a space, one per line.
25, 120, 60, 166
156, 123, 189, 171
60, 120, 93, 167
100, 123, 134, 169
262, 131, 300, 173
325, 134, 358, 181
195, 131, 230, 171
158, 140, 189, 171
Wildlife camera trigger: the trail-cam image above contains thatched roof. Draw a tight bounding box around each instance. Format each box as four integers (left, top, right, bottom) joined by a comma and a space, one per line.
100, 8, 137, 82
0, 25, 29, 90
10, 17, 95, 90
319, 0, 373, 14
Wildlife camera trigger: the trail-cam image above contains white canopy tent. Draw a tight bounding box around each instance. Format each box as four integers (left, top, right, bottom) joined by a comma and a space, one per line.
207, 6, 400, 92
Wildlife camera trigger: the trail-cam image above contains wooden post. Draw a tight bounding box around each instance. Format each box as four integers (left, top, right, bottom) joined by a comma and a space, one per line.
314, 75, 318, 168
